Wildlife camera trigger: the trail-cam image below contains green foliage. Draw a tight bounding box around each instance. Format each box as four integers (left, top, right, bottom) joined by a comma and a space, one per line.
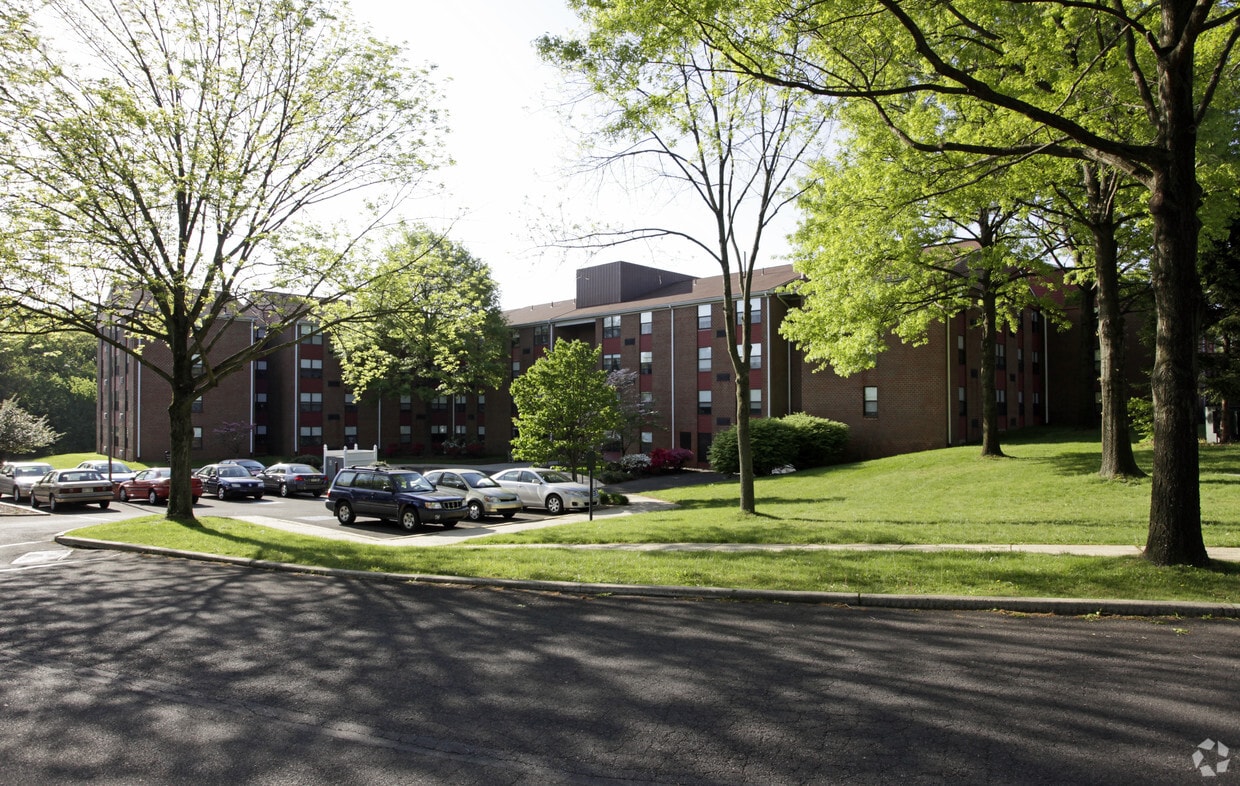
710, 414, 849, 475
0, 397, 62, 462
292, 454, 323, 470
326, 228, 509, 400
779, 412, 850, 468
598, 490, 629, 506
0, 328, 95, 452
709, 418, 797, 476
1128, 398, 1155, 442
510, 340, 622, 475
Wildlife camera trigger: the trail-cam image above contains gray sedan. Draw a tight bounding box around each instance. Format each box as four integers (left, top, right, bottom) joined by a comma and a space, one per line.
29, 469, 115, 511
258, 463, 327, 497
424, 468, 522, 521
0, 461, 55, 502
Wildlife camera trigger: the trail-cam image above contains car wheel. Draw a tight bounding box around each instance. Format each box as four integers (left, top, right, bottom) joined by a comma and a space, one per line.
48, 495, 58, 512
400, 507, 420, 532
191, 496, 200, 504
148, 490, 159, 505
29, 492, 38, 509
467, 501, 484, 521
119, 488, 130, 502
253, 492, 264, 500
335, 501, 355, 525
99, 500, 110, 510
217, 486, 227, 500
545, 494, 564, 515
313, 490, 323, 498
279, 483, 290, 497
442, 520, 457, 530
501, 511, 516, 520
12, 488, 21, 502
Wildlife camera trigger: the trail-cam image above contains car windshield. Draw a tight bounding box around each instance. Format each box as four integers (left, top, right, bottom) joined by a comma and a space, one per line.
391, 472, 435, 493
461, 472, 499, 489
287, 464, 317, 474
538, 470, 576, 484
218, 466, 249, 477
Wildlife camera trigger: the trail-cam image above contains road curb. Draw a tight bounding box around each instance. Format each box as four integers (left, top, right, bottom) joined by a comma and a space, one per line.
54, 535, 1240, 619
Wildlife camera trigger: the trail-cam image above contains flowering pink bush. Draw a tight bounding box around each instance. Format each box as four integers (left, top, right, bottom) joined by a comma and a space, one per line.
649, 447, 694, 472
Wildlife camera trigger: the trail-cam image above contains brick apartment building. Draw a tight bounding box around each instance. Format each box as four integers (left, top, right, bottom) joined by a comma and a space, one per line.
100, 260, 1110, 466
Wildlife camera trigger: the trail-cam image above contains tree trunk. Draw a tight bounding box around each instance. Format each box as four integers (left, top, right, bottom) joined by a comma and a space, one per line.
1091, 216, 1144, 479
979, 287, 1004, 457
166, 382, 198, 520
1143, 14, 1207, 566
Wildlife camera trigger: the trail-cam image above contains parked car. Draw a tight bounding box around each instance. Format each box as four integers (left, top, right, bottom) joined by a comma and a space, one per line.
424, 468, 522, 521
29, 469, 114, 511
119, 468, 202, 505
258, 463, 327, 497
221, 458, 265, 476
196, 463, 265, 500
324, 466, 466, 531
490, 468, 599, 515
75, 459, 137, 486
0, 461, 55, 502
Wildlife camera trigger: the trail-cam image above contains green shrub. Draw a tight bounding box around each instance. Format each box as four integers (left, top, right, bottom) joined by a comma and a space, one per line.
709, 413, 849, 474
1128, 397, 1155, 441
708, 418, 798, 475
780, 412, 849, 467
598, 490, 629, 505
293, 454, 323, 470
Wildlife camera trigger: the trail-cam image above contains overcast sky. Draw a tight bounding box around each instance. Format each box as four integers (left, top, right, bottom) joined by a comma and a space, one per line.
348, 0, 792, 310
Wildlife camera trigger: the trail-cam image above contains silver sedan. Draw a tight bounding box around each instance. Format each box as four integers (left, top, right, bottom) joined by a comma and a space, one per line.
30, 469, 115, 511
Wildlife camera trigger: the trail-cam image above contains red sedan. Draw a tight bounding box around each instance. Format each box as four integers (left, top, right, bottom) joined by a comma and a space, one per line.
118, 468, 202, 504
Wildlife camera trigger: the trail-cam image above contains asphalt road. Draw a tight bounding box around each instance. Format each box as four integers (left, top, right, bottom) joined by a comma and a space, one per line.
2, 539, 1238, 784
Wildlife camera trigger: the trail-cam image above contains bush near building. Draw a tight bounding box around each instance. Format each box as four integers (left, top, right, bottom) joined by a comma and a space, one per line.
709, 414, 849, 475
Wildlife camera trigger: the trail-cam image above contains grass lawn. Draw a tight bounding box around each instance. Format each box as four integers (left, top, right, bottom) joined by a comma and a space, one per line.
64, 429, 1240, 603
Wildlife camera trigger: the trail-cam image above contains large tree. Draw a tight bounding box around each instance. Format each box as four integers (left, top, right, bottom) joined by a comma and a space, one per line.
0, 398, 61, 465
510, 339, 621, 477
0, 0, 445, 519
581, 0, 1240, 565
0, 324, 96, 453
539, 32, 829, 513
325, 228, 510, 404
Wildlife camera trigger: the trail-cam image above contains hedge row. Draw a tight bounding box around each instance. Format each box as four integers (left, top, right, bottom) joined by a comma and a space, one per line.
707, 413, 849, 475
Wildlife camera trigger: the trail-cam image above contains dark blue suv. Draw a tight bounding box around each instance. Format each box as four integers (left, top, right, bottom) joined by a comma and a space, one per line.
325, 466, 467, 531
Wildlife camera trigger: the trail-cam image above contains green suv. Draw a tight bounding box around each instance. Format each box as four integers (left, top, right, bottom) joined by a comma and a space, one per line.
324, 466, 467, 532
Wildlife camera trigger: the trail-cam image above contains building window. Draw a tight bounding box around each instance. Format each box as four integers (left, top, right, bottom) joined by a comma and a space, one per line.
739, 343, 762, 369
191, 396, 203, 413
344, 392, 357, 412
192, 427, 203, 449
512, 360, 521, 377
957, 335, 966, 365
430, 424, 448, 443
300, 392, 323, 412
640, 311, 653, 335
997, 388, 1007, 415
698, 390, 711, 415
996, 344, 1006, 370
399, 425, 412, 444
299, 426, 322, 448
255, 359, 267, 378
399, 394, 412, 411
455, 395, 467, 413
430, 396, 448, 411
640, 351, 653, 375
697, 304, 712, 330
533, 324, 550, 345
735, 297, 761, 324
455, 424, 467, 438
640, 431, 653, 452
603, 353, 622, 372
1032, 350, 1041, 375
863, 386, 878, 418
477, 425, 486, 439
750, 388, 762, 415
640, 391, 653, 404
477, 395, 486, 413
602, 315, 621, 339
1017, 347, 1024, 371
255, 392, 268, 411
958, 386, 966, 416
299, 323, 322, 345
299, 358, 322, 378
255, 425, 267, 437
344, 425, 358, 444
698, 346, 711, 372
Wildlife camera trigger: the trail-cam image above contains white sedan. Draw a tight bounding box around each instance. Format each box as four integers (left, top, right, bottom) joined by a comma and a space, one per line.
490, 468, 598, 515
